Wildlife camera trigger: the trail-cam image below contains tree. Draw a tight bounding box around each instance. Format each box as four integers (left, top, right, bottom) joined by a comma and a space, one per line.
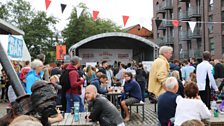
0, 2, 9, 20
63, 4, 122, 49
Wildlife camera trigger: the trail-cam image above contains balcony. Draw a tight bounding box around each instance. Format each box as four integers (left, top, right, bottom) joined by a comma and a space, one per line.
188, 7, 201, 18
189, 50, 202, 58
158, 21, 166, 30
163, 36, 174, 45
164, 21, 173, 27
179, 30, 192, 41
156, 4, 165, 14
180, 50, 189, 59
179, 0, 190, 2
157, 36, 174, 45
179, 11, 189, 21
189, 27, 201, 39
162, 0, 173, 10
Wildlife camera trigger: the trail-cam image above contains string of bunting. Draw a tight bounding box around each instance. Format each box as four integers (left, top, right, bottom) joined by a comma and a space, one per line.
44, 0, 224, 28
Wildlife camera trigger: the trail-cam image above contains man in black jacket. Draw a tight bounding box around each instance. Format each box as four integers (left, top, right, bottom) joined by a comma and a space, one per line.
85, 85, 124, 126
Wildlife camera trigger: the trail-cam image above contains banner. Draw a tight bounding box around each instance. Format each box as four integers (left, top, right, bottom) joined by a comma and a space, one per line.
56, 45, 66, 60
8, 35, 23, 58
79, 49, 132, 65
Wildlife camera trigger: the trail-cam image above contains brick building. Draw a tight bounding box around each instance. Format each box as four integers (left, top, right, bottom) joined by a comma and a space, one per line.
125, 24, 153, 39
153, 0, 224, 60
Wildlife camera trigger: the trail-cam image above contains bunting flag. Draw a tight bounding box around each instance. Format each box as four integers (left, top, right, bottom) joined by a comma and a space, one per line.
92, 11, 99, 21
45, 0, 51, 10
155, 19, 162, 28
76, 7, 84, 18
172, 20, 179, 27
189, 21, 197, 32
61, 4, 67, 13
123, 15, 129, 27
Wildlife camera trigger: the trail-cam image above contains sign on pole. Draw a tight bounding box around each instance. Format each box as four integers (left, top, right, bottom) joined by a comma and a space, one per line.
56, 45, 66, 60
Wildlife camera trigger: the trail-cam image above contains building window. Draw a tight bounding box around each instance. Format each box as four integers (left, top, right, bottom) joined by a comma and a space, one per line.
209, 38, 215, 55
222, 0, 224, 7
208, 15, 213, 33
222, 36, 224, 54
209, 0, 214, 12
222, 11, 224, 32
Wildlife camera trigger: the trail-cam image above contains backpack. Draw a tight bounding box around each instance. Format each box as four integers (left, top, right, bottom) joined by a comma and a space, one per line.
60, 69, 72, 92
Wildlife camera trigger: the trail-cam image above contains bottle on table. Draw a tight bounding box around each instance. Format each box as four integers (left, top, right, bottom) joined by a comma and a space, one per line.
74, 102, 80, 122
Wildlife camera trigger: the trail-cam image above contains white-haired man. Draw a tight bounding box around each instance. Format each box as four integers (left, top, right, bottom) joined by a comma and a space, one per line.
26, 59, 44, 94
158, 77, 182, 126
148, 46, 173, 96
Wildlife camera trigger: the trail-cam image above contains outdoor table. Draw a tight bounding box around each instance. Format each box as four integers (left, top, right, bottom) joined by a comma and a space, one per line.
105, 90, 122, 107
203, 112, 224, 126
52, 113, 96, 126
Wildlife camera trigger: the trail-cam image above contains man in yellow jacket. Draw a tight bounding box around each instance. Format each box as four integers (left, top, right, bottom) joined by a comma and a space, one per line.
148, 46, 173, 96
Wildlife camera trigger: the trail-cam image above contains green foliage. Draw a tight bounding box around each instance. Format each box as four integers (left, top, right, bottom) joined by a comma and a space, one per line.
0, 2, 9, 20
63, 4, 122, 49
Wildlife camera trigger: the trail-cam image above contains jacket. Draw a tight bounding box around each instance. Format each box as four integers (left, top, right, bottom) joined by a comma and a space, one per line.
66, 64, 84, 95
89, 95, 123, 126
91, 78, 108, 94
26, 69, 43, 95
124, 79, 142, 101
148, 55, 170, 96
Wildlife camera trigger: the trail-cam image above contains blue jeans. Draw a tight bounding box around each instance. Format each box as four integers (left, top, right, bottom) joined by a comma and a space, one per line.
66, 93, 84, 113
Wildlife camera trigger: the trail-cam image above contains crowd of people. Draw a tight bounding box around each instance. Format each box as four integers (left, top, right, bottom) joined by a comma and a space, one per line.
0, 45, 223, 126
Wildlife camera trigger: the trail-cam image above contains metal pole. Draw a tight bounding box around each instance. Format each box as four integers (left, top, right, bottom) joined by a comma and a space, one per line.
0, 42, 26, 96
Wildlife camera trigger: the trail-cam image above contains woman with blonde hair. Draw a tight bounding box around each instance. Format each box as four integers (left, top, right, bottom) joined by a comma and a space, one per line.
86, 65, 96, 85
171, 70, 184, 97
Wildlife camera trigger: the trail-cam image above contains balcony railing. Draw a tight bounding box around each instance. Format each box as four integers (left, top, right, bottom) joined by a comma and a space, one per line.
164, 21, 173, 27
156, 4, 165, 14
179, 30, 192, 41
157, 36, 174, 45
179, 0, 190, 2
179, 11, 189, 21
189, 27, 201, 38
189, 50, 202, 58
162, 0, 173, 10
158, 21, 166, 30
163, 36, 174, 44
180, 50, 189, 59
188, 7, 201, 18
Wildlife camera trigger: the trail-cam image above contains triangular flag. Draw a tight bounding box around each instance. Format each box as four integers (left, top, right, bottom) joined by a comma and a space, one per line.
123, 15, 129, 27
155, 19, 162, 28
172, 20, 179, 27
45, 0, 51, 10
210, 0, 213, 4
76, 7, 83, 18
189, 21, 197, 32
61, 4, 67, 13
92, 11, 99, 21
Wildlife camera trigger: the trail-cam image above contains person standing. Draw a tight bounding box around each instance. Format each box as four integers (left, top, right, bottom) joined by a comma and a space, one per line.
65, 56, 85, 112
148, 46, 173, 96
196, 51, 218, 109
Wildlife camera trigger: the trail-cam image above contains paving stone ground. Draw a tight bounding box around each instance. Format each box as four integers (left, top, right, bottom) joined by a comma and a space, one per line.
0, 99, 159, 126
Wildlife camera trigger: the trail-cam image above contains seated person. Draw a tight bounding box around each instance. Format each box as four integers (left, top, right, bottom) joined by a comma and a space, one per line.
9, 115, 43, 126
91, 73, 112, 94
181, 119, 204, 126
85, 85, 124, 126
158, 77, 182, 126
174, 81, 211, 126
120, 72, 142, 122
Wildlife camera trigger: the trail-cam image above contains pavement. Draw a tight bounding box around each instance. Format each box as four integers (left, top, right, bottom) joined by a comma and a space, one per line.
0, 99, 159, 126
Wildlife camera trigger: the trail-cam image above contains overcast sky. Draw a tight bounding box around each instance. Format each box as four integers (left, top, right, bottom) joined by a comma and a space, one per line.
5, 0, 154, 31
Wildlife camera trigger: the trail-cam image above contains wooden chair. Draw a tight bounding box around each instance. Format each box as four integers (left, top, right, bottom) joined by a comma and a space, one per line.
129, 102, 145, 121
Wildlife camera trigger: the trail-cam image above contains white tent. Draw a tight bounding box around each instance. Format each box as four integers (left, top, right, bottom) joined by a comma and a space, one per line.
0, 34, 31, 62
